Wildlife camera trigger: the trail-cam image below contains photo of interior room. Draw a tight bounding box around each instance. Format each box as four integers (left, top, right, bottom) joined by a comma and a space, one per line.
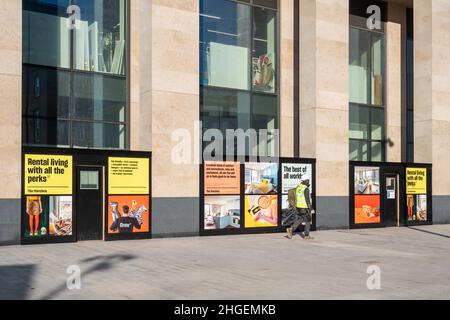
354, 167, 380, 194
204, 196, 240, 230
245, 163, 278, 194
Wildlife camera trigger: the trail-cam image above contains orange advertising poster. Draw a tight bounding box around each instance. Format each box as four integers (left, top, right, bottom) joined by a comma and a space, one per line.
355, 195, 381, 224
204, 161, 240, 195
107, 195, 150, 234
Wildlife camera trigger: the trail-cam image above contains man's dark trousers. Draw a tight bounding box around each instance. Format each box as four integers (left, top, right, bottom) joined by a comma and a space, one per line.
291, 208, 311, 236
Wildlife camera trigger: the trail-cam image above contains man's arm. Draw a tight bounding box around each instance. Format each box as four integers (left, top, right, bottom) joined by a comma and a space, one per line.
304, 188, 313, 211
132, 218, 142, 230
110, 220, 118, 231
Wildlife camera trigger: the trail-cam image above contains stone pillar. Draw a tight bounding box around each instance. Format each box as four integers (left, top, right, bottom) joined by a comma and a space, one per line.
130, 0, 152, 152
299, 0, 349, 229
280, 0, 295, 158
414, 0, 450, 223
386, 3, 405, 162
149, 0, 200, 236
0, 0, 22, 244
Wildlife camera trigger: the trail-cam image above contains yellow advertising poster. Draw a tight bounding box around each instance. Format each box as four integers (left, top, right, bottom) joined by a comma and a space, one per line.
25, 154, 73, 195
406, 168, 427, 194
108, 157, 150, 195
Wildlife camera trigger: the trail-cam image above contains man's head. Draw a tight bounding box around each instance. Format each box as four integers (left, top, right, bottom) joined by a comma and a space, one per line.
122, 205, 130, 217
302, 175, 310, 187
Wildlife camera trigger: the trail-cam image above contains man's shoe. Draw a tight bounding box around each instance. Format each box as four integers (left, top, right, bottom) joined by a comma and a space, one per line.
304, 235, 314, 240
286, 228, 293, 239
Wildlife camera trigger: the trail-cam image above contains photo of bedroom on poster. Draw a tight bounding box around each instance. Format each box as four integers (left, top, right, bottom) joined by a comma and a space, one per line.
204, 196, 240, 230
354, 167, 380, 194
245, 163, 278, 194
108, 195, 150, 234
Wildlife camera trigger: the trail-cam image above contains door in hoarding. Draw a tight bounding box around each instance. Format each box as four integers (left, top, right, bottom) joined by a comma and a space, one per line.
76, 167, 104, 241
383, 174, 399, 227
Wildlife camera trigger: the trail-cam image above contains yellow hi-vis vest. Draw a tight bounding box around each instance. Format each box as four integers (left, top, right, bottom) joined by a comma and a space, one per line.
296, 184, 308, 209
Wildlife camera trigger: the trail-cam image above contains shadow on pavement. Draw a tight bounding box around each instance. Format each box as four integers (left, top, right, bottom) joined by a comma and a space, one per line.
39, 254, 136, 300
0, 264, 37, 300
408, 227, 450, 239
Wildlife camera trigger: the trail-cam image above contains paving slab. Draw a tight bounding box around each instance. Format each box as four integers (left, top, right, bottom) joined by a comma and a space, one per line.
0, 225, 449, 300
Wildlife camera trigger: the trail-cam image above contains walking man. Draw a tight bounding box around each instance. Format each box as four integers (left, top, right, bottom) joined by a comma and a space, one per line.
286, 175, 315, 240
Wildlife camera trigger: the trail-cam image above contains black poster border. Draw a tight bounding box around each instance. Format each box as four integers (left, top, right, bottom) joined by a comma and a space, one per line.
199, 157, 316, 237
349, 161, 432, 230
21, 147, 152, 245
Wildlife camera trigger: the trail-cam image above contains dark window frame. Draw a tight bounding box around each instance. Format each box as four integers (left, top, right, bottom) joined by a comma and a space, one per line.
22, 0, 130, 150
200, 0, 280, 158
349, 15, 387, 162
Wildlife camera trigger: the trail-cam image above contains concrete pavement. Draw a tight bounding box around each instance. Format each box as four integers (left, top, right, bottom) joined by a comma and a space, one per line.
1, 225, 450, 300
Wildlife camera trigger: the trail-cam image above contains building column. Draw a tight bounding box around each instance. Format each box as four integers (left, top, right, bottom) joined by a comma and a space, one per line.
386, 3, 405, 162
0, 0, 22, 244
299, 0, 349, 229
149, 0, 200, 236
414, 0, 450, 223
280, 0, 295, 158
130, 0, 152, 152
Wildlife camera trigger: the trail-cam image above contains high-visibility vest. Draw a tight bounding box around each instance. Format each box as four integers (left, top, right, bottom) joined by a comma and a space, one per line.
296, 184, 308, 209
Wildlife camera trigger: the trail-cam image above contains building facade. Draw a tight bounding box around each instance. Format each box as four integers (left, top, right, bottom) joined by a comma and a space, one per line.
0, 0, 449, 245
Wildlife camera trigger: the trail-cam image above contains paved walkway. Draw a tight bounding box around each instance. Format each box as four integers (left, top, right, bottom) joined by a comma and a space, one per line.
1, 225, 450, 300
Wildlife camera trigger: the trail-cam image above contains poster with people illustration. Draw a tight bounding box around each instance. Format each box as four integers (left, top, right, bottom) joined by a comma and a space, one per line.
107, 195, 150, 234
23, 154, 74, 240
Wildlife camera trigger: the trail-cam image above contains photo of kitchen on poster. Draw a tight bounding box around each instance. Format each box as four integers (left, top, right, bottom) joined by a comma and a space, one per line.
108, 195, 150, 234
245, 195, 278, 228
204, 196, 240, 230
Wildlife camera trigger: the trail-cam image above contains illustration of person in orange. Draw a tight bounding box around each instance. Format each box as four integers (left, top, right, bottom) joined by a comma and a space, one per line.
407, 195, 414, 221
26, 196, 43, 236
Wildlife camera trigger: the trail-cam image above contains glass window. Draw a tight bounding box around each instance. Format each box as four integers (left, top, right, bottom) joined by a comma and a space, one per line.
202, 87, 251, 132
349, 28, 370, 105
371, 141, 383, 162
371, 33, 384, 106
200, 0, 278, 158
371, 108, 384, 141
349, 104, 369, 140
23, 0, 71, 68
252, 6, 276, 93
73, 73, 126, 122
349, 28, 384, 106
200, 0, 251, 90
23, 118, 70, 147
72, 121, 125, 149
80, 171, 99, 190
23, 65, 70, 118
251, 94, 278, 156
350, 140, 368, 161
23, 0, 128, 150
349, 24, 385, 162
73, 0, 127, 75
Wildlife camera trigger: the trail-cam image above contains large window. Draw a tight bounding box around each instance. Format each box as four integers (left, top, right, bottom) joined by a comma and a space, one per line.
23, 0, 128, 149
200, 0, 278, 157
349, 25, 385, 162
